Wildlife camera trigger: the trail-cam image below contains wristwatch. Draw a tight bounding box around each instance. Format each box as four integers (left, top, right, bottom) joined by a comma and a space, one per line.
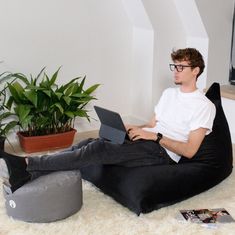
155, 133, 163, 144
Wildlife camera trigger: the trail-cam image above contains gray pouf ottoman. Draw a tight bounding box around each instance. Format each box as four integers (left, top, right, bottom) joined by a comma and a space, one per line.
3, 170, 83, 223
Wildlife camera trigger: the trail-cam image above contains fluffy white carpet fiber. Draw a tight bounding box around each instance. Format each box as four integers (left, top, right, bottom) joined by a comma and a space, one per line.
0, 171, 235, 235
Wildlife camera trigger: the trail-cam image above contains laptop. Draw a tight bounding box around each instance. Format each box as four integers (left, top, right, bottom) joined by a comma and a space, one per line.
94, 106, 131, 144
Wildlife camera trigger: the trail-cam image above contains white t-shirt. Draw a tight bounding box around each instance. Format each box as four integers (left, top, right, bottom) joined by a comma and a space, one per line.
143, 87, 216, 162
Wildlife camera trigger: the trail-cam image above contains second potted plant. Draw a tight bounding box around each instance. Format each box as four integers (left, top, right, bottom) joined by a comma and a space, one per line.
0, 72, 18, 150
6, 67, 99, 153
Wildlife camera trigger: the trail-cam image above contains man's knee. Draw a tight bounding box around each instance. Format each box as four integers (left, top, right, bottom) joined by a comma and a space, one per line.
72, 138, 96, 150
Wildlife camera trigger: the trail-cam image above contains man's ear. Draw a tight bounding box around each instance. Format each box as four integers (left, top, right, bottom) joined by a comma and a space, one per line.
193, 67, 200, 76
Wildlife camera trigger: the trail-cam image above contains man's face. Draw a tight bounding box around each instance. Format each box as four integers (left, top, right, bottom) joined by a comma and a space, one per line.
172, 60, 198, 86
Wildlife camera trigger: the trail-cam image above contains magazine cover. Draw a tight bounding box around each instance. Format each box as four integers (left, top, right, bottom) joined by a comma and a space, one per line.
179, 208, 235, 225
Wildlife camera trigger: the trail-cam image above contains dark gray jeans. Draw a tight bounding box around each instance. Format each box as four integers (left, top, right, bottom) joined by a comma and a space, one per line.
27, 138, 175, 179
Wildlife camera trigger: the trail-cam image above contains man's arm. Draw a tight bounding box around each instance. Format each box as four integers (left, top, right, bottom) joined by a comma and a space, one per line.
127, 112, 208, 159
125, 116, 156, 131
158, 128, 207, 159
128, 126, 208, 159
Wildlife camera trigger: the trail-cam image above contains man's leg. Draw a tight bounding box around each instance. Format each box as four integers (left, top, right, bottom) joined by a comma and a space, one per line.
0, 138, 95, 192
27, 138, 172, 172
1, 138, 173, 192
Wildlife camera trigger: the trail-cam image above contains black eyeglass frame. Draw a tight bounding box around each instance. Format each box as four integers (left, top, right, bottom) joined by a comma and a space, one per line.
169, 64, 193, 72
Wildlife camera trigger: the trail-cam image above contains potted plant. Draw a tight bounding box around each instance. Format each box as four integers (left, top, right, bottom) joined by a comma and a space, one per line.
0, 72, 18, 150
6, 67, 99, 153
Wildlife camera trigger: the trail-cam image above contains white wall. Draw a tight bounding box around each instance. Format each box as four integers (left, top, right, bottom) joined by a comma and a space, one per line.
222, 98, 235, 143
0, 0, 133, 131
195, 0, 235, 87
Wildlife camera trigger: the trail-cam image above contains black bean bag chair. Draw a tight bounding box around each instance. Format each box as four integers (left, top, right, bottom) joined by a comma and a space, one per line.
80, 83, 233, 215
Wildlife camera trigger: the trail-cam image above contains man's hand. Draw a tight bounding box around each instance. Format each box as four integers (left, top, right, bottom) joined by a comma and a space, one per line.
125, 124, 139, 132
125, 117, 157, 141
127, 128, 157, 141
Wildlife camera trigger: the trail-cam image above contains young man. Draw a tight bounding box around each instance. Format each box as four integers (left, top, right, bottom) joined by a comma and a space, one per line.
0, 48, 216, 193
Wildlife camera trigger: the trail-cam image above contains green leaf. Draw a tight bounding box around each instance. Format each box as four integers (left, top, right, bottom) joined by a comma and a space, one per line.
64, 111, 74, 118
48, 66, 61, 87
7, 82, 25, 102
6, 96, 14, 110
63, 96, 71, 105
3, 121, 18, 134
24, 90, 37, 107
77, 76, 86, 93
35, 116, 49, 127
55, 92, 63, 100
57, 77, 81, 93
73, 109, 89, 117
42, 90, 51, 97
0, 112, 12, 122
11, 73, 30, 85
20, 115, 33, 130
84, 84, 100, 95
53, 103, 64, 114
64, 83, 75, 96
36, 67, 46, 81
71, 93, 89, 98
15, 105, 31, 122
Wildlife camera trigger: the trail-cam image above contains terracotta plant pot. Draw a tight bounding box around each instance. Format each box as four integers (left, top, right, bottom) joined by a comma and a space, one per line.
17, 129, 77, 153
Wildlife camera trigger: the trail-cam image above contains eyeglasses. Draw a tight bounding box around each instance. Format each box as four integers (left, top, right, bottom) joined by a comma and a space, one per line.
169, 64, 192, 72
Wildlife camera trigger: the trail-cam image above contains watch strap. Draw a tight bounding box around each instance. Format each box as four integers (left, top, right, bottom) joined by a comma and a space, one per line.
155, 133, 163, 144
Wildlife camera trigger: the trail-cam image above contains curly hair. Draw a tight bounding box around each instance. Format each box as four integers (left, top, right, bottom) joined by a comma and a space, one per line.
171, 48, 205, 78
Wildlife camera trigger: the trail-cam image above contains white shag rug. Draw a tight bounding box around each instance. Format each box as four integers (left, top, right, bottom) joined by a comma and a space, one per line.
0, 171, 235, 235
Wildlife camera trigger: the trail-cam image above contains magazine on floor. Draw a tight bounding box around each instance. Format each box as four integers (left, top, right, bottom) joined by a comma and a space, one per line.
177, 208, 235, 228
